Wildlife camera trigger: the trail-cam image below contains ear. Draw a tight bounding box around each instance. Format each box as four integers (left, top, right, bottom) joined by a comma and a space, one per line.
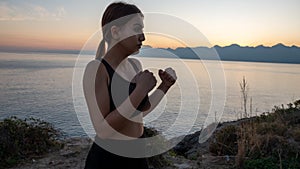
110, 26, 120, 40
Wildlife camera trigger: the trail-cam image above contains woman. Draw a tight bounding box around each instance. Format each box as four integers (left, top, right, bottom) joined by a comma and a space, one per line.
83, 2, 177, 168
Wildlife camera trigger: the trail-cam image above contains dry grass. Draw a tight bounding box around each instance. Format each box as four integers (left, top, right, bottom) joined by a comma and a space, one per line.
209, 100, 300, 169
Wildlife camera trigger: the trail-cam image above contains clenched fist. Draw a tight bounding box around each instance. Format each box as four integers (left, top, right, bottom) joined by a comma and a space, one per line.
159, 67, 177, 88
134, 70, 157, 93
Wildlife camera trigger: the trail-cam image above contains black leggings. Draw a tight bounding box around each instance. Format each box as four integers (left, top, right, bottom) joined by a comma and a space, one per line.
84, 140, 149, 169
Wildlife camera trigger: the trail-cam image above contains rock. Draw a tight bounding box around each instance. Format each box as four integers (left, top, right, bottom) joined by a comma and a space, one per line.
173, 130, 206, 158
174, 163, 191, 169
60, 147, 80, 157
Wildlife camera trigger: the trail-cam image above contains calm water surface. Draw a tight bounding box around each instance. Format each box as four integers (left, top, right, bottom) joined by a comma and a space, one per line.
1, 52, 299, 137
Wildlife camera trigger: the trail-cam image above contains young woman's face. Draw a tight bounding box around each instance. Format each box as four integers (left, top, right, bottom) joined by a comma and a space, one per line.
117, 15, 145, 55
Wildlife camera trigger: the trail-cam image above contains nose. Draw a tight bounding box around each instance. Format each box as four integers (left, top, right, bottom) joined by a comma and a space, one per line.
139, 33, 145, 42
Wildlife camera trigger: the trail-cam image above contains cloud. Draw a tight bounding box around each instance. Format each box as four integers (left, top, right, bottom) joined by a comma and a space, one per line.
0, 2, 66, 21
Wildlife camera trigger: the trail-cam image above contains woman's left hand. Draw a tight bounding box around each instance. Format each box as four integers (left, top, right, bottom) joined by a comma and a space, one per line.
159, 67, 177, 88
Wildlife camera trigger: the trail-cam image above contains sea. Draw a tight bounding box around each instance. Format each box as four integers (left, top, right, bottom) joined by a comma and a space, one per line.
1, 52, 300, 138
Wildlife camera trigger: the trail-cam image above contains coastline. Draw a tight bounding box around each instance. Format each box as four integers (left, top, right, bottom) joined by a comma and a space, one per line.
6, 120, 253, 169
4, 100, 300, 169
9, 133, 229, 169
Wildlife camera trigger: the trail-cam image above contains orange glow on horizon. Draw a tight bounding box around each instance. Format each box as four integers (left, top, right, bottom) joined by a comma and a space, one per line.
1, 33, 300, 51
143, 34, 187, 49
0, 33, 88, 50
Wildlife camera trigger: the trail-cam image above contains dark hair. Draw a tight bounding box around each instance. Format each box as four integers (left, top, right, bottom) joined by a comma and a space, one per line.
96, 2, 143, 59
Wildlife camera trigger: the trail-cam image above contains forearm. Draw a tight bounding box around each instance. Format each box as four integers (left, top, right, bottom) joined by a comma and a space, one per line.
98, 88, 147, 138
142, 83, 169, 117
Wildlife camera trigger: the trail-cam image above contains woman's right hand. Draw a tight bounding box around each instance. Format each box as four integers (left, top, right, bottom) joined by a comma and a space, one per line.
134, 70, 157, 94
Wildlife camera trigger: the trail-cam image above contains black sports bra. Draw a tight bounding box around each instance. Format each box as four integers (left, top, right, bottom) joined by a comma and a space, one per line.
100, 59, 149, 114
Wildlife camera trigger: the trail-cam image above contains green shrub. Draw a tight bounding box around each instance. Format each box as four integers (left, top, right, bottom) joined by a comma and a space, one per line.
259, 112, 276, 123
291, 127, 300, 141
244, 157, 300, 169
244, 157, 278, 169
282, 157, 300, 169
209, 125, 238, 155
0, 116, 62, 168
294, 100, 300, 109
256, 122, 287, 136
143, 127, 171, 169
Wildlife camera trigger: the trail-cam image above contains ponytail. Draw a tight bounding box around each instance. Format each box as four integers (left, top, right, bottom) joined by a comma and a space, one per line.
95, 39, 106, 59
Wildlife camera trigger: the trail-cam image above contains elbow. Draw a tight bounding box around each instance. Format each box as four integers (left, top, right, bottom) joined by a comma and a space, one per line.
94, 122, 116, 139
95, 129, 113, 140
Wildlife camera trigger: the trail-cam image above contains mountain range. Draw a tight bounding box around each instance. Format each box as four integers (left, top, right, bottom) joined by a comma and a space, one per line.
139, 43, 300, 64
1, 44, 300, 64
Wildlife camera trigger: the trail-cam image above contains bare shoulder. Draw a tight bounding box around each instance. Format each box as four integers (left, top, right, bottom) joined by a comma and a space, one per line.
84, 59, 108, 84
128, 57, 142, 71
85, 59, 100, 71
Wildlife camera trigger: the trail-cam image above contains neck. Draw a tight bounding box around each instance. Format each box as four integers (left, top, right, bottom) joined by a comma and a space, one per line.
104, 44, 129, 67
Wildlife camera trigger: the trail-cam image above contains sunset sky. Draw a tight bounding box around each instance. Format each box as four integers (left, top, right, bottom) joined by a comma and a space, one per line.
0, 0, 299, 51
